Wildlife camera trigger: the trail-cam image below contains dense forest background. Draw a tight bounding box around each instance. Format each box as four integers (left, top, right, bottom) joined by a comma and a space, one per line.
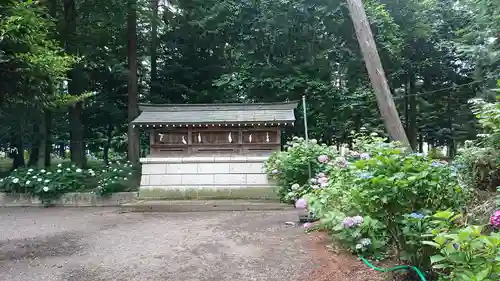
0, 0, 498, 169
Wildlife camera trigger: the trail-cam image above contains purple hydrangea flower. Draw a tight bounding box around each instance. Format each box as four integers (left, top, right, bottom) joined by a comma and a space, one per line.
350, 151, 360, 158
335, 157, 348, 168
490, 210, 500, 228
360, 153, 370, 160
359, 172, 373, 179
342, 217, 356, 228
318, 155, 329, 164
295, 198, 307, 209
317, 177, 328, 184
320, 182, 328, 188
352, 216, 364, 225
409, 212, 425, 219
317, 172, 326, 178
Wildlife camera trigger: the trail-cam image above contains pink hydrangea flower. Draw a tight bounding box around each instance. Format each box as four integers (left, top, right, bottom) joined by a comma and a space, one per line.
491, 210, 500, 228
295, 198, 307, 209
318, 155, 329, 163
317, 177, 328, 184
317, 172, 326, 178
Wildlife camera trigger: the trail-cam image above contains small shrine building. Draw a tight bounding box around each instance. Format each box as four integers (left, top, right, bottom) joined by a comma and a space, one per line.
131, 101, 298, 199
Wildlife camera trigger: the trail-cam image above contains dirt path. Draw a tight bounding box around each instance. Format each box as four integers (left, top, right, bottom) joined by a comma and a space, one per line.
303, 231, 388, 281
0, 208, 315, 281
0, 207, 388, 281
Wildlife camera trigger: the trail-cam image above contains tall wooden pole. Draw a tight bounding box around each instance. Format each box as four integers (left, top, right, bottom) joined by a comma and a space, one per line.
346, 0, 410, 149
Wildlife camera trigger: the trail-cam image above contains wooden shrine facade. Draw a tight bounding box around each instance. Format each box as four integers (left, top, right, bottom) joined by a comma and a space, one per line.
131, 102, 298, 156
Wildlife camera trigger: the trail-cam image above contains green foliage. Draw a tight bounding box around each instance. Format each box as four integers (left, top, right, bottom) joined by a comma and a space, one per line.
0, 161, 137, 204
454, 91, 500, 191
425, 210, 500, 281
277, 133, 475, 277
324, 210, 389, 259
95, 161, 138, 196
265, 137, 338, 202
0, 164, 96, 204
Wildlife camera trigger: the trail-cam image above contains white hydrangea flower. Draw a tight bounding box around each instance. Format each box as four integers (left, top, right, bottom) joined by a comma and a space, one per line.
310, 139, 317, 145
40, 169, 46, 173
43, 186, 49, 192
57, 163, 62, 167
76, 168, 82, 173
57, 169, 62, 173
25, 180, 31, 185
44, 179, 50, 183
37, 178, 42, 182
28, 168, 34, 172
66, 168, 71, 171
12, 178, 19, 184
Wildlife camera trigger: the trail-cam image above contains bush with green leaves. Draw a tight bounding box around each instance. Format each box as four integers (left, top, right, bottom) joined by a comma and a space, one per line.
322, 210, 388, 259
424, 210, 500, 281
303, 134, 473, 274
454, 95, 500, 192
0, 161, 138, 203
265, 136, 338, 202
94, 161, 138, 196
0, 163, 97, 203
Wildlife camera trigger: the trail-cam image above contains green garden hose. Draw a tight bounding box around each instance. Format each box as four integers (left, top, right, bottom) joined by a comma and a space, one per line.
359, 256, 428, 281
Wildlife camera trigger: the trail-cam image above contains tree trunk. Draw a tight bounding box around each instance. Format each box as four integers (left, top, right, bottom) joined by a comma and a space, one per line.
103, 123, 113, 165
127, 0, 140, 163
447, 92, 455, 158
10, 134, 24, 171
346, 0, 410, 149
64, 0, 86, 167
37, 110, 52, 168
150, 0, 159, 95
408, 72, 418, 151
59, 142, 65, 158
37, 111, 47, 168
28, 123, 40, 166
44, 110, 52, 167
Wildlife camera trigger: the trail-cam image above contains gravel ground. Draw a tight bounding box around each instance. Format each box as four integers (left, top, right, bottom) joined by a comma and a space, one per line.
0, 208, 313, 281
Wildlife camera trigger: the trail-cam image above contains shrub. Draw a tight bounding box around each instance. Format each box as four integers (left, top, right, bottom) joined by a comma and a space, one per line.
94, 161, 138, 196
325, 210, 389, 259
265, 136, 338, 202
0, 161, 138, 203
306, 134, 472, 273
454, 96, 500, 192
424, 210, 500, 281
0, 163, 96, 203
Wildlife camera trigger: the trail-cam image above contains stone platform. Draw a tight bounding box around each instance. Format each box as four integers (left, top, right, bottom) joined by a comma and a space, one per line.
139, 156, 277, 199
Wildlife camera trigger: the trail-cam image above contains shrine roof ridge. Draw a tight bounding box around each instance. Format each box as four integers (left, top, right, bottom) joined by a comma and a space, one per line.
132, 101, 298, 125
138, 100, 299, 112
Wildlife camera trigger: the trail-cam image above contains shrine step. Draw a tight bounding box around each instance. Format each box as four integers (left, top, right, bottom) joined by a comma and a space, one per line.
120, 200, 293, 213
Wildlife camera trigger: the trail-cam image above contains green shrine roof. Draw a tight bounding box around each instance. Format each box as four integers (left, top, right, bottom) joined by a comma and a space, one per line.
131, 101, 298, 126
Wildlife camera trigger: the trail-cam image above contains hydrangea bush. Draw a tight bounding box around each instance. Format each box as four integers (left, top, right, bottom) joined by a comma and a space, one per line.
265, 136, 338, 202
280, 132, 481, 277
0, 161, 138, 204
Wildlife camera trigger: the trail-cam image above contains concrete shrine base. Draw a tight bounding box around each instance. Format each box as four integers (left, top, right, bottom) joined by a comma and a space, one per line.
138, 156, 278, 200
